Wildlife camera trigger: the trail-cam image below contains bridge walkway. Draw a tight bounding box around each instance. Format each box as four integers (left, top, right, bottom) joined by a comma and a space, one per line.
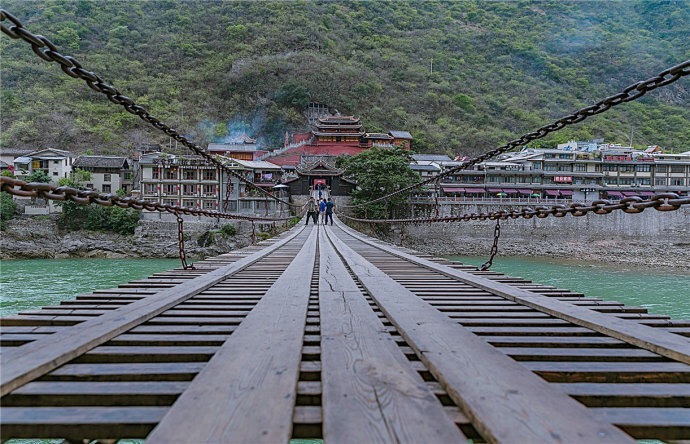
1, 217, 689, 443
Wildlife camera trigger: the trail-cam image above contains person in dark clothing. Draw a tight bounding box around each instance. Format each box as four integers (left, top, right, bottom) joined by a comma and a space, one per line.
325, 198, 335, 225
305, 197, 318, 225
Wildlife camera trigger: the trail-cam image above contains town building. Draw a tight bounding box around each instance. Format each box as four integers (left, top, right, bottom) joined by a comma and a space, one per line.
136, 152, 286, 217
72, 155, 133, 194
432, 143, 690, 202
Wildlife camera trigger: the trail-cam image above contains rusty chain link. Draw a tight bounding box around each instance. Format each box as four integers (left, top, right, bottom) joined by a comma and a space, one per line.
0, 177, 293, 223
341, 193, 690, 224
344, 59, 690, 210
480, 220, 501, 271
175, 212, 194, 270
0, 9, 299, 209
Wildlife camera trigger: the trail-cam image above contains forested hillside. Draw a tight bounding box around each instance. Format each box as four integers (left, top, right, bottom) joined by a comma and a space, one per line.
2, 0, 689, 157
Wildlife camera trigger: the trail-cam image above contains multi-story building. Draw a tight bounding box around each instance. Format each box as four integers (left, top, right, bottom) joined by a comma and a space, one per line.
9, 148, 74, 214
436, 144, 689, 201
72, 155, 133, 194
137, 152, 285, 217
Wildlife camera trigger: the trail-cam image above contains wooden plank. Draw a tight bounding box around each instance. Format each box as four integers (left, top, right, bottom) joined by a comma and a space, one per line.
0, 406, 165, 440
146, 228, 318, 443
317, 228, 466, 443
337, 223, 690, 364
555, 383, 690, 407
1, 225, 305, 396
592, 408, 690, 440
325, 227, 634, 443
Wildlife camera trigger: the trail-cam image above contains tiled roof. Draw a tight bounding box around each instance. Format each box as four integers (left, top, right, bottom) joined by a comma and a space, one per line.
389, 131, 413, 139
73, 155, 129, 168
412, 154, 452, 162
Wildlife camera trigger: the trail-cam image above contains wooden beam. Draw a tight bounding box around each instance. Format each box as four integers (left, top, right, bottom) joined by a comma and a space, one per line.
146, 228, 318, 443
326, 226, 634, 443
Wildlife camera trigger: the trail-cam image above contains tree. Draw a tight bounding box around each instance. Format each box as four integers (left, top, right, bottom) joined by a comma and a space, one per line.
26, 170, 51, 183
337, 147, 419, 220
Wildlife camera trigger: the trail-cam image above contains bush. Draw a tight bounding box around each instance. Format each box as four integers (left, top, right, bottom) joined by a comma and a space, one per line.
58, 202, 140, 234
0, 191, 18, 230
220, 224, 236, 236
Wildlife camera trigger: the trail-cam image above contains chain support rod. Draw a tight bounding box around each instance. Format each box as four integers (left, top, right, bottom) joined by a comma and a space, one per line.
175, 212, 193, 270
0, 177, 293, 223
341, 193, 690, 225
0, 9, 298, 209
480, 220, 501, 271
344, 59, 690, 210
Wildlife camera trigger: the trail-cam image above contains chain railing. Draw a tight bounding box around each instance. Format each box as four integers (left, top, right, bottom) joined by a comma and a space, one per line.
343, 59, 690, 211
0, 177, 294, 223
341, 193, 690, 224
480, 220, 501, 271
0, 9, 300, 210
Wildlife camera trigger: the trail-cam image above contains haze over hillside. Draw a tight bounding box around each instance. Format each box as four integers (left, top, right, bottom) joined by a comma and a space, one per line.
2, 0, 689, 157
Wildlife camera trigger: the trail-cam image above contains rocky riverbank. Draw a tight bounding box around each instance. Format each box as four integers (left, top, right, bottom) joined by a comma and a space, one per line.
0, 216, 254, 260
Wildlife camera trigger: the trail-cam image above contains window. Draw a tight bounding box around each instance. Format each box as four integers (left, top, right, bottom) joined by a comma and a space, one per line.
574, 164, 587, 172
532, 162, 542, 169
184, 170, 197, 180
182, 185, 196, 195
102, 184, 111, 193
544, 164, 557, 171
619, 178, 634, 185
227, 201, 238, 211
603, 164, 617, 172
655, 178, 667, 186
557, 164, 571, 172
163, 184, 176, 194
124, 172, 132, 180
164, 169, 177, 180
559, 154, 571, 159
182, 199, 197, 208
203, 185, 215, 196
163, 199, 177, 206
656, 165, 668, 173
671, 178, 685, 186
671, 165, 685, 174
639, 178, 651, 185
103, 173, 111, 182
635, 165, 651, 172
241, 200, 251, 210
144, 184, 157, 194
203, 170, 216, 181
203, 201, 216, 210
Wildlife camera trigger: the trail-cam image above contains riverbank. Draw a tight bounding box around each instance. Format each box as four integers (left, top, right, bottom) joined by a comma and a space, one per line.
0, 216, 255, 260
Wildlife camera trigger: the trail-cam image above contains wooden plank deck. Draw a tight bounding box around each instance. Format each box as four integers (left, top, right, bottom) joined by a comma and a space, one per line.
1, 218, 689, 443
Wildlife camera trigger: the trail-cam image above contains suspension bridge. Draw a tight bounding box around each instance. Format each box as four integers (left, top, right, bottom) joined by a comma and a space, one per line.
2, 9, 690, 443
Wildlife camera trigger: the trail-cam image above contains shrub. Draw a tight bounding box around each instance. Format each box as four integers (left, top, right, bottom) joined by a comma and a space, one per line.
0, 191, 17, 230
220, 224, 236, 236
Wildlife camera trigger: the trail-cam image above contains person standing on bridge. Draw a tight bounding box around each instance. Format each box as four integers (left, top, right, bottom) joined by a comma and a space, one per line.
325, 198, 335, 225
305, 197, 318, 225
319, 198, 327, 224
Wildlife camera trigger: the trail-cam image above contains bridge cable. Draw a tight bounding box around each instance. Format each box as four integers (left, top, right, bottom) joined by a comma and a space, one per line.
342, 59, 690, 212
0, 9, 301, 212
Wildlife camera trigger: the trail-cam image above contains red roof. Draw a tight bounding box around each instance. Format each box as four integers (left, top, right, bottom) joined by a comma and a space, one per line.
265, 144, 367, 167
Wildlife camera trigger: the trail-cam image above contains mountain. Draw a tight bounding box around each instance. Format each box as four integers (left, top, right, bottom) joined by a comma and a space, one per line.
2, 0, 689, 157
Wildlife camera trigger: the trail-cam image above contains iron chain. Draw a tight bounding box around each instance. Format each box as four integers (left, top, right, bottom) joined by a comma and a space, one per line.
344, 59, 690, 211
341, 193, 690, 224
480, 220, 501, 271
0, 9, 299, 209
0, 177, 293, 223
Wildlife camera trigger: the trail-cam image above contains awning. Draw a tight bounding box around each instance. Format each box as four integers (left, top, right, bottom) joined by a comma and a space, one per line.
559, 190, 573, 196
545, 190, 559, 196
488, 188, 502, 193
607, 191, 623, 197
517, 189, 532, 195
640, 191, 654, 196
442, 187, 465, 193
464, 188, 485, 194
622, 191, 639, 197
502, 188, 518, 193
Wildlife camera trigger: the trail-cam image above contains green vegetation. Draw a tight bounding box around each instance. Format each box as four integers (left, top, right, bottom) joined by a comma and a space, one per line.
220, 224, 237, 236
0, 192, 18, 230
58, 202, 140, 234
2, 1, 688, 155
25, 170, 51, 183
337, 147, 419, 219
